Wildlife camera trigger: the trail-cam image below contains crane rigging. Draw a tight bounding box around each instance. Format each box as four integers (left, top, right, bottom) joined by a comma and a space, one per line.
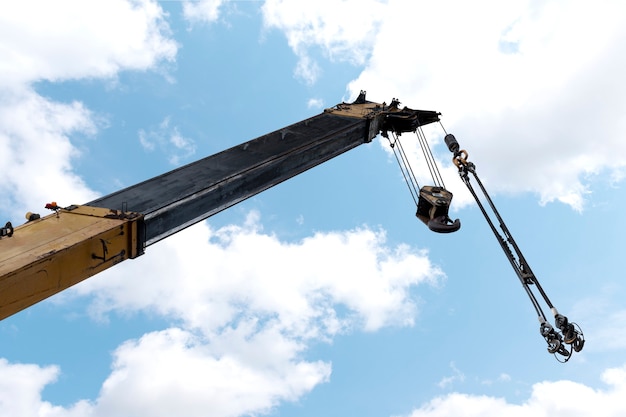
443, 133, 585, 362
358, 107, 585, 361
380, 101, 460, 233
0, 91, 584, 361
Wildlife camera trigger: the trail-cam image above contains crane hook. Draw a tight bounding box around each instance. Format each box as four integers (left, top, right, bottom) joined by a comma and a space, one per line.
416, 186, 460, 233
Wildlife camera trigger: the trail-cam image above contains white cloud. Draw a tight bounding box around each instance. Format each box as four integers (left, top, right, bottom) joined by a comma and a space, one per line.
43, 212, 443, 415
138, 116, 196, 165
481, 373, 512, 386
437, 362, 465, 389
0, 89, 98, 220
5, 1, 624, 416
261, 0, 388, 84
6, 354, 626, 417
0, 358, 92, 417
95, 327, 330, 417
0, 358, 58, 416
498, 373, 511, 382
0, 0, 177, 87
259, 0, 626, 209
404, 364, 626, 417
73, 211, 443, 335
0, 0, 178, 220
307, 97, 324, 109
182, 0, 227, 24
346, 0, 626, 211
0, 328, 328, 417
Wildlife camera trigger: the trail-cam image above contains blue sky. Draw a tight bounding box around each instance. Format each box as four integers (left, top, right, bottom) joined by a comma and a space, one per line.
1, 1, 626, 416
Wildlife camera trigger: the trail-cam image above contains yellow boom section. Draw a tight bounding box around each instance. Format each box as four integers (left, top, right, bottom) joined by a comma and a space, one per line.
0, 205, 144, 320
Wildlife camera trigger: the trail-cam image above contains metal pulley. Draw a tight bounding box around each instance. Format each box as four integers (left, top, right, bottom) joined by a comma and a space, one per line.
381, 105, 460, 234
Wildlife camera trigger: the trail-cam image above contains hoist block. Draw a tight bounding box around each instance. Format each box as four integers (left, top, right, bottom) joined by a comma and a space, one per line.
416, 186, 461, 233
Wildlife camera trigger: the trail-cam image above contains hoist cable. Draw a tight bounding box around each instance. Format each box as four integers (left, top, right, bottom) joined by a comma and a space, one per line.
394, 132, 422, 194
460, 168, 548, 321
387, 133, 420, 206
415, 126, 446, 189
467, 166, 557, 311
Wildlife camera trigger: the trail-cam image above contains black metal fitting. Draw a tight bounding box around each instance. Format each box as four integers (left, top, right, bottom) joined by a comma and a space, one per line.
1, 222, 13, 238
444, 133, 460, 154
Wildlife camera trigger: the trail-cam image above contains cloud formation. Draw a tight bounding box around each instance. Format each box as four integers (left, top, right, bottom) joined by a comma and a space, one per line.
256, 0, 626, 210
405, 364, 626, 417
0, 90, 98, 220
5, 353, 626, 417
40, 212, 442, 415
0, 2, 443, 415
0, 0, 178, 220
182, 0, 227, 24
74, 212, 442, 334
0, 0, 176, 87
346, 0, 626, 210
261, 0, 387, 83
95, 327, 330, 417
139, 116, 197, 165
2, 2, 622, 416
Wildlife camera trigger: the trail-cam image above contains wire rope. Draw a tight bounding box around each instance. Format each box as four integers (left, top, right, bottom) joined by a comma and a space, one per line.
416, 126, 446, 189
387, 132, 420, 206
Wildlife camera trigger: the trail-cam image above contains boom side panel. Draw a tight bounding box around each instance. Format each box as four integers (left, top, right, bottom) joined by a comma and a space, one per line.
0, 206, 143, 320
88, 113, 372, 245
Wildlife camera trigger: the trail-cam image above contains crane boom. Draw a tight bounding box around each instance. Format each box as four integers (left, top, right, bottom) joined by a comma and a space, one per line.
87, 93, 437, 246
0, 92, 441, 320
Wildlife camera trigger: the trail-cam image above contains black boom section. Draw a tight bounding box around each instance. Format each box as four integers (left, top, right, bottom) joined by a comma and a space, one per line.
87, 112, 371, 246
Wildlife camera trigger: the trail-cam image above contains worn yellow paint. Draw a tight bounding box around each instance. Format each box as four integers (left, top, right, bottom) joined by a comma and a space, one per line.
324, 100, 384, 119
0, 205, 144, 320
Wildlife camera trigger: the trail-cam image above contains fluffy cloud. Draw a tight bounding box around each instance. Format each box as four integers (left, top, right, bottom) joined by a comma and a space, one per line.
182, 0, 227, 24
73, 211, 443, 335
347, 0, 626, 211
0, 0, 177, 87
42, 212, 442, 416
0, 3, 445, 415
138, 116, 197, 165
0, 89, 98, 220
0, 359, 91, 417
261, 0, 388, 83
5, 354, 626, 417
0, 0, 178, 220
404, 364, 626, 417
95, 327, 330, 417
257, 0, 626, 209
4, 1, 622, 416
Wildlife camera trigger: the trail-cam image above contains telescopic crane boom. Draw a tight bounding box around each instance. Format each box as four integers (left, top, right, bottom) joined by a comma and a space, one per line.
0, 92, 450, 321
0, 92, 584, 362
